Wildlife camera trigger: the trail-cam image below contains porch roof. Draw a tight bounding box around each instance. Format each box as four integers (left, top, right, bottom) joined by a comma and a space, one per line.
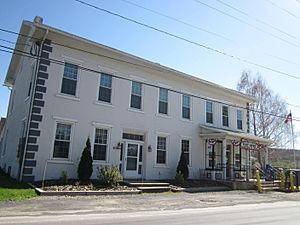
199, 125, 272, 145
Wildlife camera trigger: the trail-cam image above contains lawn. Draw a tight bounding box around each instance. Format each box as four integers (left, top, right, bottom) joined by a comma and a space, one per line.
0, 172, 37, 201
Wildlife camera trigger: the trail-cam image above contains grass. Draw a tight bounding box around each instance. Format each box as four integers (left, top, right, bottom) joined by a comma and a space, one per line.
0, 172, 37, 201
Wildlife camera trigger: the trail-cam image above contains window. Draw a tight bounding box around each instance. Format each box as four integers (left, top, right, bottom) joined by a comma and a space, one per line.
182, 95, 191, 119
156, 136, 167, 164
130, 81, 142, 110
222, 106, 229, 127
122, 133, 144, 141
61, 63, 78, 96
237, 110, 243, 130
205, 141, 222, 170
93, 128, 108, 161
53, 123, 72, 159
181, 139, 190, 165
206, 101, 213, 124
158, 88, 168, 115
98, 73, 112, 103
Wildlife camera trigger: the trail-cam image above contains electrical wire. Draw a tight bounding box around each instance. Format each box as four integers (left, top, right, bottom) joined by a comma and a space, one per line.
265, 0, 300, 21
214, 0, 300, 42
192, 0, 300, 50
1, 43, 299, 122
72, 0, 300, 81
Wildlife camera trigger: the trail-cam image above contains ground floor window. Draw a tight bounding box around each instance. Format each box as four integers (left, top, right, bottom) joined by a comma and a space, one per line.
53, 123, 72, 159
233, 145, 241, 170
93, 128, 108, 161
181, 139, 190, 165
205, 140, 222, 170
156, 136, 167, 164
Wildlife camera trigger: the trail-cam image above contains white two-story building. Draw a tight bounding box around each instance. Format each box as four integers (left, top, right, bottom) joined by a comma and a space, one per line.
0, 18, 271, 182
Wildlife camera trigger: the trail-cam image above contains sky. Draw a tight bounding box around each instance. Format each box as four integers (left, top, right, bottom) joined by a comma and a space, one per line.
1, 0, 300, 148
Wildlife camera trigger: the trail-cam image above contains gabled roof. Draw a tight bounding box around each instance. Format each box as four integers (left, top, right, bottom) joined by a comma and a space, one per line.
5, 19, 254, 103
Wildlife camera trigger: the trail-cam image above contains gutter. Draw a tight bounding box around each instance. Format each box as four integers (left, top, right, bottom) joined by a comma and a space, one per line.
18, 23, 49, 181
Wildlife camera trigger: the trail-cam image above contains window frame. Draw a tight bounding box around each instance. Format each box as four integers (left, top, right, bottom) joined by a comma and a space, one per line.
130, 81, 143, 111
181, 138, 191, 166
59, 61, 81, 98
51, 120, 75, 161
237, 109, 243, 130
158, 88, 169, 115
92, 124, 111, 163
182, 94, 191, 120
222, 105, 229, 127
98, 72, 113, 104
206, 101, 214, 124
155, 135, 168, 165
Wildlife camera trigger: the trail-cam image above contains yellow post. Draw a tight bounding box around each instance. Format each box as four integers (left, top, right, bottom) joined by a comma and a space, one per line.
290, 171, 295, 192
280, 170, 285, 191
256, 169, 262, 193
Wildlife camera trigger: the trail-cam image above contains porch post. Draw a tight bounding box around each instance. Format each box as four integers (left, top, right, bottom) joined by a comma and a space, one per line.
222, 139, 227, 180
246, 149, 249, 181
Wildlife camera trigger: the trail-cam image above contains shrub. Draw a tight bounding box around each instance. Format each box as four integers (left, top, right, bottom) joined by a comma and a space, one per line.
97, 165, 123, 188
176, 151, 189, 180
77, 137, 93, 183
175, 171, 185, 186
59, 171, 68, 184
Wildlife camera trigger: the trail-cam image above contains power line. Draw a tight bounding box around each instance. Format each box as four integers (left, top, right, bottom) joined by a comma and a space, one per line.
214, 0, 300, 42
73, 0, 300, 81
192, 0, 300, 50
119, 0, 233, 42
265, 0, 300, 21
1, 43, 299, 122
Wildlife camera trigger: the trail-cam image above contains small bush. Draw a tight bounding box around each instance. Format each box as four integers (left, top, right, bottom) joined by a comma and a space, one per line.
77, 137, 93, 183
176, 151, 189, 180
175, 171, 185, 186
59, 171, 68, 184
97, 165, 123, 188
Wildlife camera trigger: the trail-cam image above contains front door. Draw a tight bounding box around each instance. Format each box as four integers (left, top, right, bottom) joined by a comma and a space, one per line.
123, 142, 143, 179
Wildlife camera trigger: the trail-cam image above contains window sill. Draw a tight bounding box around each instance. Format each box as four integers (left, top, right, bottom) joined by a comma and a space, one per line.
93, 101, 115, 108
153, 164, 169, 169
48, 160, 74, 165
155, 113, 171, 119
56, 93, 80, 102
180, 118, 193, 123
127, 108, 144, 114
92, 161, 109, 166
24, 96, 30, 102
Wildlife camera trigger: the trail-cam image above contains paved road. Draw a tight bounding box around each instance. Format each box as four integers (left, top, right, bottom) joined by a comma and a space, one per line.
1, 201, 300, 225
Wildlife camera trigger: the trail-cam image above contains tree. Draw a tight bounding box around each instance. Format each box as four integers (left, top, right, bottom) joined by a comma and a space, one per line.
237, 70, 295, 165
77, 137, 93, 183
176, 151, 189, 180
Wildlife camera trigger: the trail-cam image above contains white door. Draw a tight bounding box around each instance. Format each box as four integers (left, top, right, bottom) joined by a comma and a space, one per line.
123, 142, 143, 179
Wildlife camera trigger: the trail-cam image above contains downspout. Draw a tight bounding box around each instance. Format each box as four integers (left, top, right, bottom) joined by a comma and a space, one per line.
18, 27, 49, 181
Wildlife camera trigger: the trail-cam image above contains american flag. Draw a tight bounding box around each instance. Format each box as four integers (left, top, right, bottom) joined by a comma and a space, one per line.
285, 112, 292, 123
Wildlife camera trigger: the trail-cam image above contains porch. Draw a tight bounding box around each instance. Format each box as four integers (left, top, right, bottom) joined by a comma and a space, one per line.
199, 125, 272, 182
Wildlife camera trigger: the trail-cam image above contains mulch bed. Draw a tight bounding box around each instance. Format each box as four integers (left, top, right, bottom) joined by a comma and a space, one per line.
34, 180, 137, 192
168, 179, 226, 188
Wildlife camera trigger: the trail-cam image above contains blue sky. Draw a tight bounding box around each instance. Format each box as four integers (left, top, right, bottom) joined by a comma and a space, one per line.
1, 0, 300, 147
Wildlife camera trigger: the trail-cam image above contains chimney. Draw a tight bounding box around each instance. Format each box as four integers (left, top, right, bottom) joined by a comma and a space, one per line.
34, 16, 43, 24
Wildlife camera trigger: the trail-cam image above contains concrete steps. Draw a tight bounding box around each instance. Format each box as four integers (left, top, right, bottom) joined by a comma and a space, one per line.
259, 180, 281, 192
123, 180, 171, 193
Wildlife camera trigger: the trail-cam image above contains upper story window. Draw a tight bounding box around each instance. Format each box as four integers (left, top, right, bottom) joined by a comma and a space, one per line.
61, 63, 78, 96
206, 101, 213, 124
130, 81, 142, 110
93, 128, 108, 161
53, 123, 72, 159
237, 109, 243, 130
182, 95, 191, 119
156, 136, 167, 164
158, 88, 168, 115
98, 73, 112, 103
181, 139, 190, 165
222, 106, 229, 127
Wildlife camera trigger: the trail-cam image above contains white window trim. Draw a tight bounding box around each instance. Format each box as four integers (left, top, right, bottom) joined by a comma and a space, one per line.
58, 59, 82, 99
222, 105, 229, 128
50, 119, 75, 162
157, 87, 170, 116
96, 72, 115, 106
155, 133, 170, 167
180, 137, 192, 167
129, 80, 144, 112
181, 94, 192, 121
205, 101, 214, 125
91, 124, 112, 163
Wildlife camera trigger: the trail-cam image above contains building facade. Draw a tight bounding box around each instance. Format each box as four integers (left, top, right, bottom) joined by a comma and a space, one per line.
0, 18, 271, 182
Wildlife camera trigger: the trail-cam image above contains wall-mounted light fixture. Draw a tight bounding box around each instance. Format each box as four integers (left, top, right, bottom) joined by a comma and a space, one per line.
148, 145, 152, 152
113, 142, 121, 150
